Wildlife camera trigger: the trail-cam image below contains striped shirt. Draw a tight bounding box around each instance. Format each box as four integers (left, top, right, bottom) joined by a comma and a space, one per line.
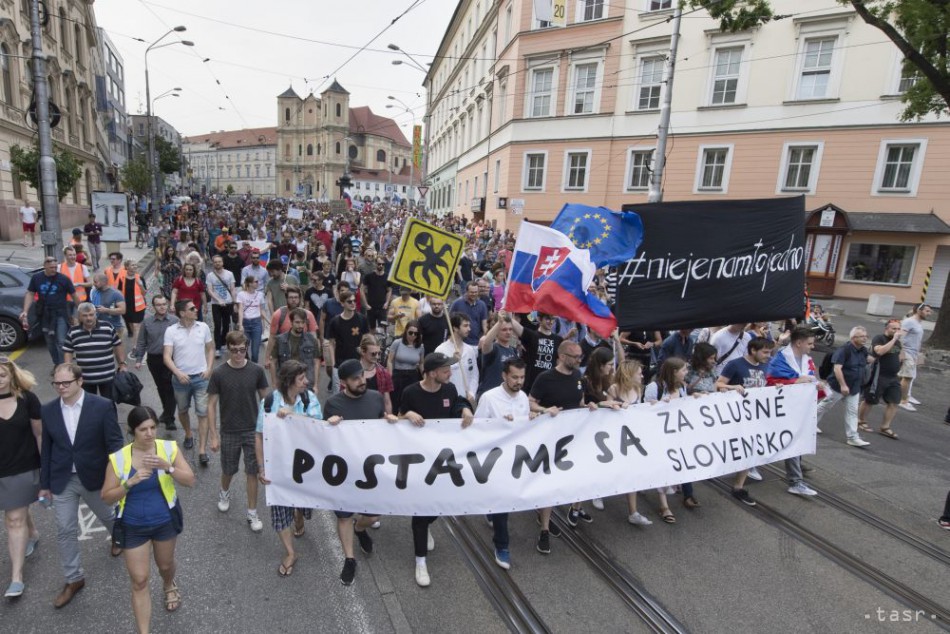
63, 321, 120, 384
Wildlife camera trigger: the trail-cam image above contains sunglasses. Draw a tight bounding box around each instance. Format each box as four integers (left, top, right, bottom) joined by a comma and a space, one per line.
406, 331, 419, 336
367, 351, 380, 357
185, 306, 198, 312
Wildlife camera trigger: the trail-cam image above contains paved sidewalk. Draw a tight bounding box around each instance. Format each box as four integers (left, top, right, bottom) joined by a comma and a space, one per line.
0, 230, 154, 271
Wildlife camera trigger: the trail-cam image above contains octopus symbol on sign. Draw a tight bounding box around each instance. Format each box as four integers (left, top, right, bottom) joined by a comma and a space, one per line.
408, 232, 454, 290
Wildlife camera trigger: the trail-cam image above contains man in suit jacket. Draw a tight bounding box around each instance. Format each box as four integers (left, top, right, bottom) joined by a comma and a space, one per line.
39, 363, 124, 609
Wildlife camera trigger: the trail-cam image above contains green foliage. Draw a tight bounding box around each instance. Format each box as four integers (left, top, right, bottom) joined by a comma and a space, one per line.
225, 184, 235, 196
685, 0, 950, 121
154, 135, 182, 174
120, 156, 151, 195
9, 143, 84, 202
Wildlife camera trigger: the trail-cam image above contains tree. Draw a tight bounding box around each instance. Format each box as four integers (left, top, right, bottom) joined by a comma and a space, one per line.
688, 0, 950, 345
154, 135, 181, 174
9, 143, 83, 202
120, 157, 151, 195
686, 0, 950, 121
225, 184, 235, 196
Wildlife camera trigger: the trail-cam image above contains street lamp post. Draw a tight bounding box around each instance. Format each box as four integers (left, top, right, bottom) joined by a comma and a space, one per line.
386, 98, 416, 205
388, 44, 432, 198
145, 26, 192, 223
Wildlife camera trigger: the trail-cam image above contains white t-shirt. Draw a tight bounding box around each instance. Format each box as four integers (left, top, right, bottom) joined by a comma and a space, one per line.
474, 385, 530, 420
19, 206, 37, 224
436, 339, 479, 398
163, 321, 213, 374
207, 268, 235, 305
711, 328, 751, 373
900, 317, 924, 357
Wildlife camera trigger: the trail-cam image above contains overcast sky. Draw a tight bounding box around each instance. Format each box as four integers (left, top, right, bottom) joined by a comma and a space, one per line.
94, 0, 457, 137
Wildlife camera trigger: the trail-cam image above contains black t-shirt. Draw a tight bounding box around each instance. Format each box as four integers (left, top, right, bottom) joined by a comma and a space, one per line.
0, 392, 42, 477
580, 338, 610, 368
222, 253, 245, 280
324, 390, 386, 419
458, 256, 474, 283
521, 328, 563, 391
871, 335, 901, 378
362, 272, 390, 308
419, 312, 451, 356
326, 312, 369, 367
477, 342, 520, 396
530, 368, 584, 410
28, 272, 75, 308
304, 286, 331, 323
400, 381, 459, 418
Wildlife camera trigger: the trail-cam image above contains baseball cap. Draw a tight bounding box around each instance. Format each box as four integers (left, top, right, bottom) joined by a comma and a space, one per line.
423, 352, 453, 373
338, 359, 363, 381
251, 248, 261, 255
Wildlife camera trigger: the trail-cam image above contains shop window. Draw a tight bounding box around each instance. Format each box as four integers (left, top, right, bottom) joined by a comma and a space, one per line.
842, 243, 915, 285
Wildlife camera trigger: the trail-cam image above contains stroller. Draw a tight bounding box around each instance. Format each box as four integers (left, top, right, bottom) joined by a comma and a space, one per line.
805, 303, 836, 346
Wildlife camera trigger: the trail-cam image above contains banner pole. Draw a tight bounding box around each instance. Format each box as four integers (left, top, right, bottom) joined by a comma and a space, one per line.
443, 309, 472, 399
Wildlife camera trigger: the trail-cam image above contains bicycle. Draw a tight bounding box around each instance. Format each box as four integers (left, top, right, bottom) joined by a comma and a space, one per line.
134, 219, 149, 249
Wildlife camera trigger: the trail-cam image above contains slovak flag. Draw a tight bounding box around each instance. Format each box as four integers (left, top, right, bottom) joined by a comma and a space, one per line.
504, 222, 617, 338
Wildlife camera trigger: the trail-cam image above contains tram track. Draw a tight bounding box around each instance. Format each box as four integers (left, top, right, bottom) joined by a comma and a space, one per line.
708, 478, 950, 631
759, 463, 950, 567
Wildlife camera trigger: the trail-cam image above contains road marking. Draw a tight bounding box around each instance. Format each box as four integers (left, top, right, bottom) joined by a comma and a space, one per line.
77, 503, 109, 541
8, 347, 25, 362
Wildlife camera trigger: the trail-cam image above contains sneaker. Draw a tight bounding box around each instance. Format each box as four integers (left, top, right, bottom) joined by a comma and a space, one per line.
566, 508, 580, 527
938, 519, 950, 531
217, 489, 231, 512
426, 530, 435, 552
215, 349, 222, 358
25, 538, 38, 558
4, 581, 24, 598
415, 562, 431, 587
788, 482, 818, 497
627, 512, 653, 526
164, 421, 178, 431
732, 488, 757, 506
183, 437, 194, 449
486, 514, 493, 528
494, 548, 511, 570
908, 396, 921, 405
199, 453, 210, 467
747, 467, 763, 481
340, 558, 356, 586
371, 520, 381, 529
355, 529, 373, 555
247, 512, 263, 532
846, 437, 871, 447
816, 427, 822, 434
576, 508, 593, 524
536, 515, 561, 537
898, 402, 917, 412
591, 498, 605, 511
536, 530, 551, 555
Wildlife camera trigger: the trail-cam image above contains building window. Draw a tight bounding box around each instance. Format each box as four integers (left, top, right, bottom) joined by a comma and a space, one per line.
796, 37, 836, 99
11, 167, 21, 199
284, 107, 290, 122
710, 47, 743, 105
636, 57, 664, 110
59, 7, 68, 43
504, 4, 513, 45
336, 103, 342, 117
74, 24, 83, 65
377, 149, 386, 163
570, 62, 598, 114
777, 142, 823, 194
285, 179, 291, 191
626, 149, 654, 191
306, 144, 313, 156
298, 145, 302, 156
523, 152, 547, 191
579, 0, 605, 21
695, 145, 733, 192
0, 45, 13, 105
897, 64, 918, 93
647, 0, 671, 10
494, 159, 501, 193
528, 67, 554, 117
873, 140, 927, 194
564, 151, 590, 191
842, 244, 916, 285
335, 142, 341, 154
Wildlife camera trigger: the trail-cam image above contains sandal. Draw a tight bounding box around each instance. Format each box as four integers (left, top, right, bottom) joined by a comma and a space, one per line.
683, 496, 701, 509
164, 584, 182, 612
293, 522, 306, 538
858, 422, 873, 433
278, 556, 298, 577
659, 508, 676, 524
878, 428, 899, 440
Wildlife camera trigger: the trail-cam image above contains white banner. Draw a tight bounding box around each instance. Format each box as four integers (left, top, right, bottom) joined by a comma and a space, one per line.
90, 192, 130, 242
263, 384, 817, 516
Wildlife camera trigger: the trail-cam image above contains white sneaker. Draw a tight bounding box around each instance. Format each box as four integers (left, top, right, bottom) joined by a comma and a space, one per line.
215, 349, 222, 358
371, 520, 381, 529
426, 530, 435, 552
247, 512, 263, 532
627, 512, 653, 526
816, 427, 822, 434
415, 562, 431, 587
908, 396, 921, 405
788, 482, 818, 496
747, 467, 763, 481
898, 403, 917, 412
846, 437, 871, 447
217, 489, 230, 512
591, 498, 605, 511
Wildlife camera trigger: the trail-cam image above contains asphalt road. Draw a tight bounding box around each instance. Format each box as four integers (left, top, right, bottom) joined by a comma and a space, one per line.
1, 293, 948, 632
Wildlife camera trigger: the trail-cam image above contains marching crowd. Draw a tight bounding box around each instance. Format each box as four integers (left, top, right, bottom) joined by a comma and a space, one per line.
3, 194, 948, 634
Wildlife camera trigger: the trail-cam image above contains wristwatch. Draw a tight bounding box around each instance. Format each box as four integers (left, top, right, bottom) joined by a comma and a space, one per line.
167, 466, 176, 475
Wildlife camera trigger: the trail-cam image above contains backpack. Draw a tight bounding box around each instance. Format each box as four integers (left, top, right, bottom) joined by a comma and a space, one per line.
112, 370, 143, 406
818, 346, 839, 381
263, 391, 310, 413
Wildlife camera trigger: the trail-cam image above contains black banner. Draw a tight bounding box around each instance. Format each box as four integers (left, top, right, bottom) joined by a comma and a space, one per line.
617, 197, 806, 331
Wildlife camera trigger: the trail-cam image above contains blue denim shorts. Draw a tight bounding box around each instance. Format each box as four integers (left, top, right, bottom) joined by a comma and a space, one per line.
172, 374, 209, 416
123, 520, 178, 549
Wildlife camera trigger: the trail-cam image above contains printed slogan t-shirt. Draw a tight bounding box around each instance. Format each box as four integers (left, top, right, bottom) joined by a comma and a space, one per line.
520, 328, 563, 391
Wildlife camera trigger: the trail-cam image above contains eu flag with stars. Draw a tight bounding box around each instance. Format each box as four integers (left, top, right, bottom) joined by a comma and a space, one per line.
550, 203, 644, 267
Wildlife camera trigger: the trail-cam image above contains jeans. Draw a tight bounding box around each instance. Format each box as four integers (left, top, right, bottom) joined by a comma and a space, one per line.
211, 304, 234, 349
43, 310, 69, 365
489, 513, 509, 551
785, 456, 804, 486
412, 516, 438, 557
172, 374, 209, 416
147, 354, 177, 423
817, 390, 860, 440
681, 482, 695, 499
243, 317, 262, 363
52, 475, 115, 583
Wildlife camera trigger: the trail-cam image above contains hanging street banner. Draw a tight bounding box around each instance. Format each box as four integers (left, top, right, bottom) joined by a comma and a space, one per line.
412, 125, 423, 169
617, 196, 806, 331
263, 384, 817, 516
388, 217, 465, 298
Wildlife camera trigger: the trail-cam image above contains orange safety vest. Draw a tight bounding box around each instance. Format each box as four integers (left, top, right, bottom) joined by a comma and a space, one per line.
60, 262, 88, 302
105, 266, 125, 288
117, 273, 147, 312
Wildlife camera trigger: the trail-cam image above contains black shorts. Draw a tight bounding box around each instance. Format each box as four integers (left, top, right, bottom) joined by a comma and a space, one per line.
864, 380, 901, 405
124, 310, 145, 327
334, 511, 380, 519
123, 520, 179, 549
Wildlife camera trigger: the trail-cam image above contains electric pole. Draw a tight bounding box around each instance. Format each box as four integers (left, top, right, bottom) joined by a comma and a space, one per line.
647, 5, 682, 204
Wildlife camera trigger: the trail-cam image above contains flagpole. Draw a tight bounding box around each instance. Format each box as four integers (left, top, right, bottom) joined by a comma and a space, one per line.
442, 309, 472, 400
